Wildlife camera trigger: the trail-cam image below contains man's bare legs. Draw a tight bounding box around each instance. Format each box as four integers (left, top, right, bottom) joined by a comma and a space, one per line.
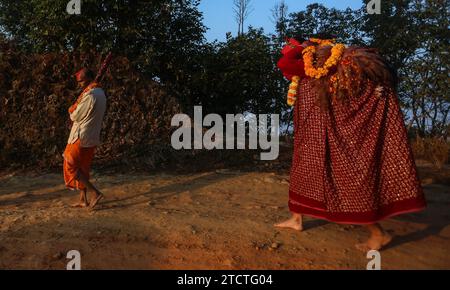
75, 170, 104, 209
356, 223, 392, 252
71, 189, 89, 208
275, 213, 303, 231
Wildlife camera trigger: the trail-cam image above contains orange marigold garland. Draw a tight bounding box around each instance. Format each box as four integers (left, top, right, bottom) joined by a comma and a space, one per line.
309, 38, 336, 47
281, 38, 346, 106
302, 43, 346, 79
287, 76, 300, 106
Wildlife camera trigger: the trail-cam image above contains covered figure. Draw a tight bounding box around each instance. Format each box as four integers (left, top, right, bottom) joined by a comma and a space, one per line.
275, 37, 426, 251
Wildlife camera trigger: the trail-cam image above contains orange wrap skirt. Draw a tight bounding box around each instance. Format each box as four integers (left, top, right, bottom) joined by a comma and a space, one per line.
63, 139, 96, 190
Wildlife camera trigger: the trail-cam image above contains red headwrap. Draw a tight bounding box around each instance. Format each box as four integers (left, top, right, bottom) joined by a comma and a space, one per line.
74, 68, 89, 82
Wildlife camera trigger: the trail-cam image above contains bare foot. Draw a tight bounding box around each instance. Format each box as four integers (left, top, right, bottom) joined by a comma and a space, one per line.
71, 201, 89, 208
355, 233, 392, 252
275, 218, 303, 231
89, 192, 104, 210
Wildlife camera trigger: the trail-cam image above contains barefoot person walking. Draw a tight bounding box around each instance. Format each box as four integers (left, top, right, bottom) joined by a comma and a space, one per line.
63, 68, 106, 210
275, 36, 427, 251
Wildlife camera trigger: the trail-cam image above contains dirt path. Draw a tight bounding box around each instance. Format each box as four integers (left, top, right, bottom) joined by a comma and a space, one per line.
0, 165, 449, 270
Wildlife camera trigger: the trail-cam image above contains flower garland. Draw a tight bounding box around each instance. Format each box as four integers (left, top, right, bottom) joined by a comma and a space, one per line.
287, 76, 300, 106
302, 43, 346, 79
309, 38, 336, 47
284, 38, 346, 106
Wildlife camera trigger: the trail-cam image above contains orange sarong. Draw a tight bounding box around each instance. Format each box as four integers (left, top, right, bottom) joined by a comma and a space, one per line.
63, 139, 96, 190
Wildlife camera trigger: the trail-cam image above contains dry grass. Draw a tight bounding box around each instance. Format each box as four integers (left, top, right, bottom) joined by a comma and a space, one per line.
412, 137, 450, 169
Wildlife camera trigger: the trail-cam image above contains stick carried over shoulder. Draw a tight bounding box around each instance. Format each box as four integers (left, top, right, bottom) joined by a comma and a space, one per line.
94, 52, 113, 83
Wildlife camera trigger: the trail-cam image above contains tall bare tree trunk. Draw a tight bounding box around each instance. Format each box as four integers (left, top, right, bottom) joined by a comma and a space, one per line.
271, 0, 288, 41
233, 0, 253, 36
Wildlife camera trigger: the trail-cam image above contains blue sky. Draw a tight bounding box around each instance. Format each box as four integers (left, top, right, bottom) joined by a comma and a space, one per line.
199, 0, 364, 41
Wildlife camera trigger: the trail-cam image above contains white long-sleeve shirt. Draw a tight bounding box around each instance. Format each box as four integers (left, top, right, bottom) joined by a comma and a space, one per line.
68, 88, 107, 147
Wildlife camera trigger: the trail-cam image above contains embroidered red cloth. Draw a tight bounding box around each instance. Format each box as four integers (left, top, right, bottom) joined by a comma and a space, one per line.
288, 79, 426, 224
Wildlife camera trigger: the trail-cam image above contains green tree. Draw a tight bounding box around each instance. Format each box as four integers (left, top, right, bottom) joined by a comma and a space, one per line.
286, 3, 366, 45
397, 0, 450, 137
186, 28, 282, 117
362, 0, 421, 69
0, 0, 206, 86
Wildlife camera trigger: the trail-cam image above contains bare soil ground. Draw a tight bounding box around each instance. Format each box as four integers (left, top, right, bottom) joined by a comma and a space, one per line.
0, 162, 449, 270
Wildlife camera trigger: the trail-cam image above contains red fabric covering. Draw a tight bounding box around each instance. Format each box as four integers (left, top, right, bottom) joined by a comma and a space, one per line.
277, 38, 306, 80
288, 79, 426, 224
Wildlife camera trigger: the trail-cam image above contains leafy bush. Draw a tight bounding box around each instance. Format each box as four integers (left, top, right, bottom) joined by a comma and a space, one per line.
0, 41, 181, 169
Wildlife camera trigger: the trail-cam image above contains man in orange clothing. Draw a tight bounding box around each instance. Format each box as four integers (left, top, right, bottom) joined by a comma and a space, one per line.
63, 68, 107, 210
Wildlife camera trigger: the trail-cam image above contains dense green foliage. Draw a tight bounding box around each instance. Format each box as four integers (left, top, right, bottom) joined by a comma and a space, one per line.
0, 0, 448, 140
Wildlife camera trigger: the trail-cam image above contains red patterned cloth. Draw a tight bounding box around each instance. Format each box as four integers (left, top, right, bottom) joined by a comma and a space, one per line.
289, 79, 426, 224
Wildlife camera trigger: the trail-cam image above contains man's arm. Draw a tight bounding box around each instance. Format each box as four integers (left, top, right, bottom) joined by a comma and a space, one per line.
70, 93, 94, 122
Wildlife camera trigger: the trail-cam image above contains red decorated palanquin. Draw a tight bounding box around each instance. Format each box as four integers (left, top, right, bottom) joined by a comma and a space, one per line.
278, 39, 426, 224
